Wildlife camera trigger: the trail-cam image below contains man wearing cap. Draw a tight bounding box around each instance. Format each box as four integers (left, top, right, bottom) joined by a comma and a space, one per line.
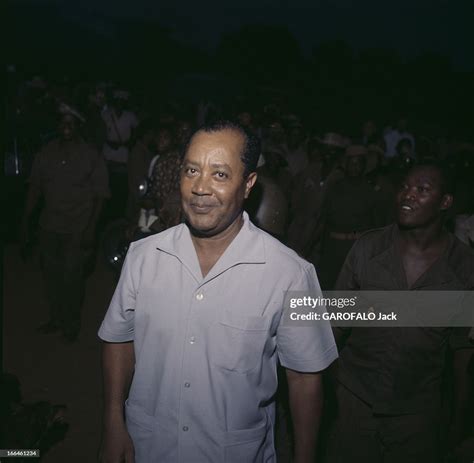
316, 144, 386, 289
21, 112, 110, 342
98, 120, 338, 463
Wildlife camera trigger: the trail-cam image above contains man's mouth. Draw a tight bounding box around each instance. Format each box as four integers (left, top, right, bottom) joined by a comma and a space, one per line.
400, 203, 415, 212
190, 203, 215, 213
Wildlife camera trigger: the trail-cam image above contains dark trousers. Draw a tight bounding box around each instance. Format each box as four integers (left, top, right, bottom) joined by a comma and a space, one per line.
39, 229, 85, 334
325, 384, 441, 463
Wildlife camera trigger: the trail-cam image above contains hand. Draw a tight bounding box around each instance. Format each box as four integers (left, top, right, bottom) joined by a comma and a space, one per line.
99, 423, 135, 463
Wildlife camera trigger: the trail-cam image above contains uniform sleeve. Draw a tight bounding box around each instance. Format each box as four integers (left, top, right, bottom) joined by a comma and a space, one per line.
277, 264, 338, 372
89, 147, 111, 199
98, 243, 138, 342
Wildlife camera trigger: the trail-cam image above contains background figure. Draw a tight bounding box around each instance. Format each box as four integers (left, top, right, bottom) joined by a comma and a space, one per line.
327, 162, 474, 463
20, 112, 109, 342
287, 134, 345, 257
383, 115, 415, 159
101, 90, 139, 221
316, 144, 384, 289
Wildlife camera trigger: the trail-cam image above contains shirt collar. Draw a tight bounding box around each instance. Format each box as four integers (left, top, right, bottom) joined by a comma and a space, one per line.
155, 211, 266, 283
370, 224, 459, 289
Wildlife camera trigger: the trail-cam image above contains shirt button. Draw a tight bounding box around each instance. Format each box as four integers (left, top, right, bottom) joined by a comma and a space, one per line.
182, 426, 189, 432
184, 382, 191, 388
189, 336, 196, 344
196, 292, 204, 301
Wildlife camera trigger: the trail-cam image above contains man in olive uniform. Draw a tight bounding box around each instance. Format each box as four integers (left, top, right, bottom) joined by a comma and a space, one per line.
21, 112, 109, 342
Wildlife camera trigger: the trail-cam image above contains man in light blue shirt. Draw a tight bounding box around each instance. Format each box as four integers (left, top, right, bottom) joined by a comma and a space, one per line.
98, 120, 337, 463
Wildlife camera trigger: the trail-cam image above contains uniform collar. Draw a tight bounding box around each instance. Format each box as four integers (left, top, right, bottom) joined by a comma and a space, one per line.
155, 211, 266, 283
370, 224, 459, 289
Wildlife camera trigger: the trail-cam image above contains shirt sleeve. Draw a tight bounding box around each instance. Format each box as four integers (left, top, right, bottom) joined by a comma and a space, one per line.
276, 264, 338, 372
98, 243, 138, 342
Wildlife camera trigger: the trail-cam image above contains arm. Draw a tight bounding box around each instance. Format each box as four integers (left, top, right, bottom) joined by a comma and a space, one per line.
286, 369, 324, 463
100, 341, 135, 463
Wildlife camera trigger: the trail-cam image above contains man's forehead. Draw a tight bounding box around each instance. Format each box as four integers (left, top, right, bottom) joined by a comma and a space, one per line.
185, 129, 245, 160
405, 167, 442, 184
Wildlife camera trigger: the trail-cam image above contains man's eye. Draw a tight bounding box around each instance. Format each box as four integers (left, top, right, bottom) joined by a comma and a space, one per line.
216, 172, 228, 179
184, 167, 197, 175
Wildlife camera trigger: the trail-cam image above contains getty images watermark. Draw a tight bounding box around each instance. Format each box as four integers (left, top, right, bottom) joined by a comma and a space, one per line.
283, 291, 474, 327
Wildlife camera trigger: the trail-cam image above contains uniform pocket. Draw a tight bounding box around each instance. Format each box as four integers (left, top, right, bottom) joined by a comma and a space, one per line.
223, 420, 268, 463
210, 313, 271, 374
125, 401, 178, 462
125, 400, 154, 462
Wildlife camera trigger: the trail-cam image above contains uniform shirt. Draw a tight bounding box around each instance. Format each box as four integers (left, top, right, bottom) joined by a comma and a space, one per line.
99, 212, 337, 462
335, 224, 474, 414
102, 109, 139, 164
29, 138, 110, 234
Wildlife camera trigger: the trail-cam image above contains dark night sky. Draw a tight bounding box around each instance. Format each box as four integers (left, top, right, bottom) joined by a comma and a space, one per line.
11, 0, 474, 70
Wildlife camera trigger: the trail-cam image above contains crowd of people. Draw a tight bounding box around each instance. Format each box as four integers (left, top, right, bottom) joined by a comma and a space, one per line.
7, 73, 474, 462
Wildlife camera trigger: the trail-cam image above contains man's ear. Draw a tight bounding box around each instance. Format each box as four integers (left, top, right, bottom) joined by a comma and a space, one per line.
440, 193, 453, 211
244, 172, 258, 199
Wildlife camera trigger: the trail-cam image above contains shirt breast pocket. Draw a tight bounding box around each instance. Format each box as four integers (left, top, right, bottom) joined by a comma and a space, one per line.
210, 312, 271, 374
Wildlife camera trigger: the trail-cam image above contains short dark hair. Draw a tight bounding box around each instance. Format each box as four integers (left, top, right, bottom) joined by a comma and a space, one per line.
184, 120, 261, 178
408, 160, 455, 196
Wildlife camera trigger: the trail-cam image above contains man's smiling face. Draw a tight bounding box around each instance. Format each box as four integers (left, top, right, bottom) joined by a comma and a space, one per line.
180, 128, 256, 237
396, 166, 452, 229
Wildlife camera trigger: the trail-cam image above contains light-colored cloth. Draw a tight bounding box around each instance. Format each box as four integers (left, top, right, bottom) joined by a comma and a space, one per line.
454, 214, 474, 246
383, 128, 415, 158
101, 109, 139, 163
98, 211, 337, 462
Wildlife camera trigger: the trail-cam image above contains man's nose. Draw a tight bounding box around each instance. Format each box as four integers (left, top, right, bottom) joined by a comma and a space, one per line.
192, 172, 211, 195
403, 186, 416, 200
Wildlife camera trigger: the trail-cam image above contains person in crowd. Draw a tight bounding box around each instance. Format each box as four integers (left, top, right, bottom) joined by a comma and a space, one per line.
98, 120, 337, 463
282, 117, 309, 178
102, 90, 139, 220
20, 112, 109, 342
247, 149, 289, 241
287, 135, 345, 257
383, 115, 415, 159
82, 84, 108, 151
360, 119, 379, 145
127, 123, 183, 240
102, 90, 139, 166
175, 117, 194, 149
316, 144, 384, 289
327, 161, 474, 462
126, 128, 160, 224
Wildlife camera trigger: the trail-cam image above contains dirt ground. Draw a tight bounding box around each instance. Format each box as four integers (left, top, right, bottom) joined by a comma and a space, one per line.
4, 243, 116, 462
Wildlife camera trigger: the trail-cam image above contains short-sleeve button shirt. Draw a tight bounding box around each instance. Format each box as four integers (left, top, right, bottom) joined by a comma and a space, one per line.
99, 212, 337, 462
